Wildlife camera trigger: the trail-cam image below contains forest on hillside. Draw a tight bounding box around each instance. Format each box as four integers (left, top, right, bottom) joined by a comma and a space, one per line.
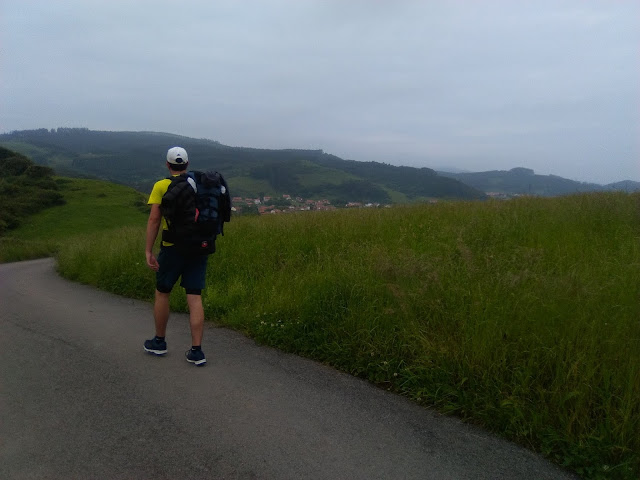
0, 128, 486, 203
3, 129, 639, 202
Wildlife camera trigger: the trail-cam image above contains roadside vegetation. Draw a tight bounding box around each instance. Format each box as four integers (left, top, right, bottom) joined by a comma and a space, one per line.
48, 191, 639, 480
0, 174, 148, 263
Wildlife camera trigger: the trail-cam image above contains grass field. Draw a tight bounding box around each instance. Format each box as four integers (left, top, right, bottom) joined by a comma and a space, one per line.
0, 177, 148, 263
3, 184, 639, 479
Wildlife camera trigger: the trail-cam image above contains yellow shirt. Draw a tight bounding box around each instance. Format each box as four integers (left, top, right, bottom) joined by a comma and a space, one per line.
148, 176, 179, 246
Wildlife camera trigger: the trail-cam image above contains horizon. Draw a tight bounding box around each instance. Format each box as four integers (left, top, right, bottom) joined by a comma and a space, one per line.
2, 126, 635, 186
2, 0, 638, 185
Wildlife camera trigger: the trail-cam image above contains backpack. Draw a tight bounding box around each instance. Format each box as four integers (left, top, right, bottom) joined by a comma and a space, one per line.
160, 170, 231, 255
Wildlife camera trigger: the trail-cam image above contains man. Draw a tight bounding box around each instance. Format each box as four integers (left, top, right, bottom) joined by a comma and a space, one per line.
144, 146, 208, 366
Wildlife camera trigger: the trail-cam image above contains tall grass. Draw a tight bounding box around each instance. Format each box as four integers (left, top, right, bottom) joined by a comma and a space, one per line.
56, 192, 640, 479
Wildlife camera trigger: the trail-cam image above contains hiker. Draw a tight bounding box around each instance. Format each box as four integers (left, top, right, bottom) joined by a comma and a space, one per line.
143, 146, 211, 366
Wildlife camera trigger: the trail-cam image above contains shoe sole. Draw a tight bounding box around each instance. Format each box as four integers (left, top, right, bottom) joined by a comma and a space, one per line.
186, 358, 206, 366
144, 347, 167, 355
185, 354, 206, 366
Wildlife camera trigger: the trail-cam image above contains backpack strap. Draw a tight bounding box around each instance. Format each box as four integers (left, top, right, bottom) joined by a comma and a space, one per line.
218, 173, 231, 235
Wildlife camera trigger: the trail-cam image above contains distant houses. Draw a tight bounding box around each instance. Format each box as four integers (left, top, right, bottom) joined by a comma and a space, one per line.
231, 194, 392, 215
486, 192, 527, 200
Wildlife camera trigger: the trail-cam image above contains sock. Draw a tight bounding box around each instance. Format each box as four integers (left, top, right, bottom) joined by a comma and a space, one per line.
155, 336, 165, 342
191, 345, 201, 351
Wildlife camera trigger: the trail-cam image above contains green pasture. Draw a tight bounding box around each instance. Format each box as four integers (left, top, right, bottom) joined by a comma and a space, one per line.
0, 177, 148, 262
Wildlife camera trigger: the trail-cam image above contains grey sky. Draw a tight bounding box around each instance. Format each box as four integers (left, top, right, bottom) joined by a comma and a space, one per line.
2, 0, 638, 183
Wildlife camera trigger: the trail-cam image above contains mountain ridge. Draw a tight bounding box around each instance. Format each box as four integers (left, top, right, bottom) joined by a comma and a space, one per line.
0, 128, 486, 204
437, 166, 640, 196
2, 128, 637, 201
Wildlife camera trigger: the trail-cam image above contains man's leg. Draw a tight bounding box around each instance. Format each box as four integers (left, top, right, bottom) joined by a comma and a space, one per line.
144, 288, 171, 355
182, 254, 208, 365
145, 247, 179, 355
186, 294, 204, 346
154, 289, 171, 337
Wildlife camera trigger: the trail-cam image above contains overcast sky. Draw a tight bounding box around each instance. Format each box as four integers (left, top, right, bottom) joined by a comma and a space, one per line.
2, 0, 638, 183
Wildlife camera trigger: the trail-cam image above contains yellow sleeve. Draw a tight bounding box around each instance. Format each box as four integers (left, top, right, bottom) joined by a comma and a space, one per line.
148, 179, 171, 205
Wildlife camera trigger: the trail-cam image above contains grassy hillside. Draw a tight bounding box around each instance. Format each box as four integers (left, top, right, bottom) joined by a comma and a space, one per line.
0, 128, 486, 203
54, 191, 640, 479
0, 177, 148, 262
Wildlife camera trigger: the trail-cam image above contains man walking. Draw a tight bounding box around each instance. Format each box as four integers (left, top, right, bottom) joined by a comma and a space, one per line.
144, 146, 208, 366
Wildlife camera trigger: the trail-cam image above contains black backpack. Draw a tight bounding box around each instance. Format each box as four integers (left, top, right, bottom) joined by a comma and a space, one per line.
160, 171, 231, 255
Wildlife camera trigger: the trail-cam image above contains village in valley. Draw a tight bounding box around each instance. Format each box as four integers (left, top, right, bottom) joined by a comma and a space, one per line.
231, 192, 532, 216
231, 194, 390, 215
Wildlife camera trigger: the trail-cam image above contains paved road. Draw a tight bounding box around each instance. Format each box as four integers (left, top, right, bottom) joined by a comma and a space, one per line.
0, 259, 577, 480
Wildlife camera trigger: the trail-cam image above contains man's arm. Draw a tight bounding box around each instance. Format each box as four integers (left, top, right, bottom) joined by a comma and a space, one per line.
145, 204, 162, 271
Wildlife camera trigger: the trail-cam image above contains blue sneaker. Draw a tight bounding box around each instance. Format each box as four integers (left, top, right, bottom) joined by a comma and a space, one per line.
144, 337, 167, 355
185, 348, 206, 366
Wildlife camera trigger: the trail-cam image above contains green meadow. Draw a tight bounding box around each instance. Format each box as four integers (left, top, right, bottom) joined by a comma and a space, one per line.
3, 180, 639, 479
0, 177, 148, 263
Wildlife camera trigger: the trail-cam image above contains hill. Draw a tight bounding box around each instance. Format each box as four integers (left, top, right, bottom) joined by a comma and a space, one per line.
437, 167, 640, 196
0, 145, 148, 262
0, 128, 486, 204
603, 180, 640, 192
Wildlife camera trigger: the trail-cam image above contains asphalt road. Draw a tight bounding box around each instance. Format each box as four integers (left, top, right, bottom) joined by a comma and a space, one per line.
0, 258, 577, 480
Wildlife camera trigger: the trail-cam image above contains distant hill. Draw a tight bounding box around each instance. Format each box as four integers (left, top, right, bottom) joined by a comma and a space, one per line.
437, 167, 640, 196
0, 128, 486, 204
603, 180, 640, 193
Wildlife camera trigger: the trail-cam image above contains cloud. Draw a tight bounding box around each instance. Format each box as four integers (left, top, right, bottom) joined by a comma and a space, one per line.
1, 0, 638, 183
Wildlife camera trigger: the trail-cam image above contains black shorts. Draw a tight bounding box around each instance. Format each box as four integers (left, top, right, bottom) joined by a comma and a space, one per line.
156, 246, 208, 295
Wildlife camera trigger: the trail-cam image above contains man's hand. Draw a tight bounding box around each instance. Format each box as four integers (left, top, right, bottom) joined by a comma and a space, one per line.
146, 251, 159, 271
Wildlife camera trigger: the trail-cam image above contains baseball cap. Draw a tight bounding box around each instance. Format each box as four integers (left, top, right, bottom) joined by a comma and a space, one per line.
166, 146, 189, 165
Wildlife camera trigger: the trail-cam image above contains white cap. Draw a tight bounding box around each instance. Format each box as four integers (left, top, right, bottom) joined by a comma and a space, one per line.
166, 146, 188, 165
